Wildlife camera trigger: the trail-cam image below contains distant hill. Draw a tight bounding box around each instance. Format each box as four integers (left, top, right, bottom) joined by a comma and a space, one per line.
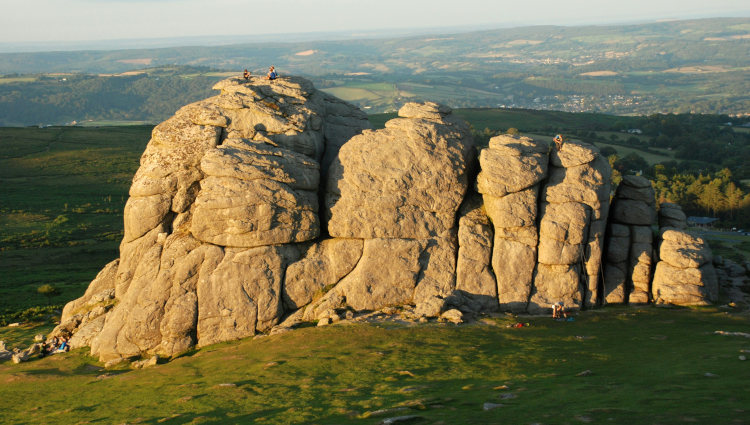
2, 18, 750, 118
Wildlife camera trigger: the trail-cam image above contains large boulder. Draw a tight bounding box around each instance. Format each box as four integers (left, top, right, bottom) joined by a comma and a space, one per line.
476, 135, 548, 198
652, 262, 718, 306
326, 102, 475, 239
652, 228, 717, 306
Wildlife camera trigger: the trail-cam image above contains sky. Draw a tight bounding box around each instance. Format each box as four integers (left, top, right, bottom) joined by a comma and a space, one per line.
1, 0, 749, 45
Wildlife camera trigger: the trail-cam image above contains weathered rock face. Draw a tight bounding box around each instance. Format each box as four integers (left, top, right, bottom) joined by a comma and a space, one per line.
282, 238, 363, 310
303, 103, 473, 315
652, 228, 718, 306
57, 76, 371, 362
602, 175, 655, 305
476, 135, 549, 313
57, 86, 715, 363
326, 102, 475, 239
529, 141, 610, 314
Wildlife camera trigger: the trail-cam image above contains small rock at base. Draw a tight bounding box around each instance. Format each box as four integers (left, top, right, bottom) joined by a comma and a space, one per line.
8, 323, 20, 327
317, 317, 332, 327
577, 370, 594, 377
12, 351, 29, 364
440, 309, 464, 324
704, 372, 717, 377
105, 358, 130, 369
483, 403, 504, 411
146, 355, 159, 367
34, 334, 45, 342
218, 383, 236, 387
740, 356, 747, 361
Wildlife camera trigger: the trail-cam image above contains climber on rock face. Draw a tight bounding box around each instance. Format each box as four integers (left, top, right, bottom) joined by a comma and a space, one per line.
553, 134, 564, 152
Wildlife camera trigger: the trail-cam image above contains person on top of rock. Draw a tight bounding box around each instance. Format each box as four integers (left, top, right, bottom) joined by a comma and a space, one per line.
243, 69, 251, 80
265, 66, 278, 80
553, 134, 564, 152
552, 302, 567, 320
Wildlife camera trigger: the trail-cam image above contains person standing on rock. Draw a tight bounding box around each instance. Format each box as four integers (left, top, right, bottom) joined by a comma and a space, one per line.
553, 134, 564, 152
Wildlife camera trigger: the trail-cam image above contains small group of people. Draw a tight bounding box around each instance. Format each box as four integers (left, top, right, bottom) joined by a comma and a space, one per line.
243, 66, 278, 81
40, 336, 69, 357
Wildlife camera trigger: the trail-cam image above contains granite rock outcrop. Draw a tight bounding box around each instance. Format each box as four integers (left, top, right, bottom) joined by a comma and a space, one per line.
52, 79, 716, 363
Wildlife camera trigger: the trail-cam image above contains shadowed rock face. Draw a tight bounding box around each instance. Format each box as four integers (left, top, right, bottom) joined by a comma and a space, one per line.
55, 85, 713, 361
602, 175, 655, 305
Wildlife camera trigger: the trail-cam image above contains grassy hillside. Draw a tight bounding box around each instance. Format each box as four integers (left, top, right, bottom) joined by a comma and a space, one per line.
1, 306, 748, 424
3, 19, 750, 122
0, 126, 151, 314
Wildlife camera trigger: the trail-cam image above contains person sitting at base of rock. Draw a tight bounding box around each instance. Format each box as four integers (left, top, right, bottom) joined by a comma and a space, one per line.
553, 134, 564, 152
552, 302, 567, 320
56, 337, 69, 353
243, 69, 251, 80
40, 337, 58, 357
264, 66, 278, 80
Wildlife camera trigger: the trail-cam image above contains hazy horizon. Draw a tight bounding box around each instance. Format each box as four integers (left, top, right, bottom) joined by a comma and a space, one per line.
1, 0, 749, 53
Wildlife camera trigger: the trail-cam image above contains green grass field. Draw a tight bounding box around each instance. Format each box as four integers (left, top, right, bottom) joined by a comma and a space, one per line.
594, 142, 675, 165
79, 120, 152, 127
0, 126, 151, 313
1, 306, 748, 424
0, 77, 37, 84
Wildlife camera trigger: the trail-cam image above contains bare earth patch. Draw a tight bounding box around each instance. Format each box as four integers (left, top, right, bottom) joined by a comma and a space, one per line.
663, 66, 729, 74
580, 71, 619, 76
116, 59, 153, 65
295, 50, 317, 56
507, 40, 544, 45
